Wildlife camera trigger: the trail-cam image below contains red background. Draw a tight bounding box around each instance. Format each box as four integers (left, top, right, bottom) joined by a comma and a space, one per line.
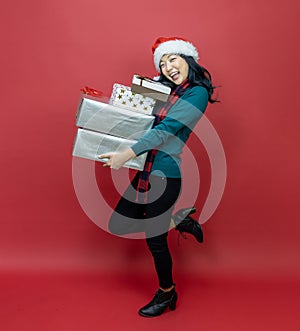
1, 0, 299, 330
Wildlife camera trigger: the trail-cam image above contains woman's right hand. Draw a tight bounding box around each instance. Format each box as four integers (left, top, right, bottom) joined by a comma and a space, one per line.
98, 148, 136, 170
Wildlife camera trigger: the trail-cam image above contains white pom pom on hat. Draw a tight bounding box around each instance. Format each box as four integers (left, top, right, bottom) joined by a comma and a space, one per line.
152, 37, 199, 72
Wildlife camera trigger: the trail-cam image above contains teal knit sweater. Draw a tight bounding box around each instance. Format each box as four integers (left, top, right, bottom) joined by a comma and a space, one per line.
131, 85, 208, 178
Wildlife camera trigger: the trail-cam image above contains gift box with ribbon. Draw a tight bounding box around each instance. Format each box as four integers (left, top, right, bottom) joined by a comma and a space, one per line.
73, 90, 155, 170
131, 74, 171, 102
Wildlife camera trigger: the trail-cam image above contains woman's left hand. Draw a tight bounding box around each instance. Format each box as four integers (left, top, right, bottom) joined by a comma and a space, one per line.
98, 148, 136, 170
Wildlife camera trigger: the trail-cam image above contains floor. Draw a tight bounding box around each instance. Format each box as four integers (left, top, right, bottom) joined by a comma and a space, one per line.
1, 271, 299, 331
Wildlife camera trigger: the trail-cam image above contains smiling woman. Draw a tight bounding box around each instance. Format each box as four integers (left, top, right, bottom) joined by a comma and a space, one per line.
154, 39, 217, 103
99, 36, 218, 318
159, 54, 189, 85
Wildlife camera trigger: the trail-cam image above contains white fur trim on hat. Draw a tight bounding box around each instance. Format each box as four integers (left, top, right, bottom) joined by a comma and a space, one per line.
153, 39, 199, 72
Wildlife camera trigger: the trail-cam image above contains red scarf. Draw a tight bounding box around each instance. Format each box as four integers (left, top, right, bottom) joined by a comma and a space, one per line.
136, 79, 190, 202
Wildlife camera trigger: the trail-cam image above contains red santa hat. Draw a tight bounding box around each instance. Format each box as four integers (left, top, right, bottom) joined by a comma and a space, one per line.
152, 37, 199, 72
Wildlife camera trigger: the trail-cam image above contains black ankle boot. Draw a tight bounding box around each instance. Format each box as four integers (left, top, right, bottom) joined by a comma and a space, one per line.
173, 207, 204, 243
138, 287, 177, 317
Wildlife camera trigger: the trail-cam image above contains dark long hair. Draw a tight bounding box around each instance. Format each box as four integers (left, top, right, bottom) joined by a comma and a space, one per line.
157, 54, 218, 103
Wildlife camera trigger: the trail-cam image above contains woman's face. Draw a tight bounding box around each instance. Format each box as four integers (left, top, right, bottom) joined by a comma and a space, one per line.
159, 54, 189, 85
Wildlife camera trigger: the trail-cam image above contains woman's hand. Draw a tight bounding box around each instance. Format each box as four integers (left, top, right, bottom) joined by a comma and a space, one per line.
98, 148, 136, 170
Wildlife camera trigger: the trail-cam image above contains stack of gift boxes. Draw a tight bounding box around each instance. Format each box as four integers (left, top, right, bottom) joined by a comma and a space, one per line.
72, 75, 171, 170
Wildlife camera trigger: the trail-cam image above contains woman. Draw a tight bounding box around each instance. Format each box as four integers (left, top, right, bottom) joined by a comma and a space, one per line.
99, 37, 217, 317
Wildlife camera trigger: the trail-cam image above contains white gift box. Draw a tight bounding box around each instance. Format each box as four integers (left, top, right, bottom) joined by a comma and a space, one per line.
76, 97, 155, 140
110, 83, 156, 115
131, 74, 171, 102
72, 128, 147, 171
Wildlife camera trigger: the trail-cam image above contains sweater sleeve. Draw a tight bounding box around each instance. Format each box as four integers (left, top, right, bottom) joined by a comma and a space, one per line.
131, 86, 208, 156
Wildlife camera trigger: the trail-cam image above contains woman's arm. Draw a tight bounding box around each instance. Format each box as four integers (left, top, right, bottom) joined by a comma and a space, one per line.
98, 86, 208, 169
131, 86, 208, 156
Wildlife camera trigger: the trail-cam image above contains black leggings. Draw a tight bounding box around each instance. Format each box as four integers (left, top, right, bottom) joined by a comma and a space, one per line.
109, 173, 181, 288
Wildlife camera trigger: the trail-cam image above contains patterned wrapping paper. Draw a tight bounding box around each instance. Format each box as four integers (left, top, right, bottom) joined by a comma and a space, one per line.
110, 83, 156, 115
76, 97, 155, 140
72, 128, 147, 171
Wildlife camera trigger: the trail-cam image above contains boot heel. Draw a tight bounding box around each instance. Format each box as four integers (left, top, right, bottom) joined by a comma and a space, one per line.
138, 287, 178, 317
173, 207, 196, 224
169, 292, 177, 311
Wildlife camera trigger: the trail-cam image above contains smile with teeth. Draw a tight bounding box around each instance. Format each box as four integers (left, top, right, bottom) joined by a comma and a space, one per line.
170, 71, 180, 79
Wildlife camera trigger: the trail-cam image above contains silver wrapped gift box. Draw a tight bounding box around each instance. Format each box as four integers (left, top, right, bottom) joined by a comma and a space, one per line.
72, 128, 147, 171
76, 97, 155, 140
